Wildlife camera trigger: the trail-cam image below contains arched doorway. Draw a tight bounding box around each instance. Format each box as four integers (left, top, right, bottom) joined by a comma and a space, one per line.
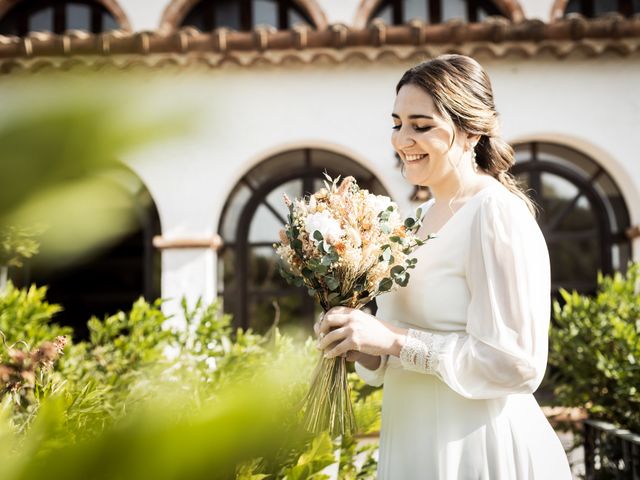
12, 166, 161, 339
511, 142, 632, 297
217, 148, 388, 336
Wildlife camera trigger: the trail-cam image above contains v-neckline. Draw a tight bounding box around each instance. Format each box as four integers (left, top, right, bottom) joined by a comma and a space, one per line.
419, 183, 501, 239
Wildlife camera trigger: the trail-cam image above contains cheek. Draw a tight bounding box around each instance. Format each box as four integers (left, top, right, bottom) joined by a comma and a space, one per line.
390, 131, 401, 150
420, 131, 451, 155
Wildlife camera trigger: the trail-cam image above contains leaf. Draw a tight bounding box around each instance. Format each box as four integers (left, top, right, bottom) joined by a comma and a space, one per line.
378, 278, 393, 292
390, 265, 404, 277
321, 255, 333, 266
325, 276, 339, 291
313, 230, 323, 242
283, 433, 335, 480
404, 218, 415, 228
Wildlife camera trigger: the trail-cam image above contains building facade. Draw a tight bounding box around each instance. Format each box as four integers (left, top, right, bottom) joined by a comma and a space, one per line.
1, 0, 639, 333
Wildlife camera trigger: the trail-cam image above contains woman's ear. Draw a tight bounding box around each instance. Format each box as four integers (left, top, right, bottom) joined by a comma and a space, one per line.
466, 134, 481, 151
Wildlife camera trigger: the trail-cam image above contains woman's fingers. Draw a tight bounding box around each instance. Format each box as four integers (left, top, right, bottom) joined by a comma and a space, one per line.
317, 326, 347, 351
324, 338, 355, 359
319, 313, 351, 335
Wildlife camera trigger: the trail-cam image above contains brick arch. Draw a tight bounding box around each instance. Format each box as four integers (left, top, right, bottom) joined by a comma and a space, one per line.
159, 0, 329, 32
353, 0, 525, 29
0, 0, 132, 31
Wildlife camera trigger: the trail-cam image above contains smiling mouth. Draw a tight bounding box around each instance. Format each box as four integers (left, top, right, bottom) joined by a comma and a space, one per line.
405, 154, 428, 162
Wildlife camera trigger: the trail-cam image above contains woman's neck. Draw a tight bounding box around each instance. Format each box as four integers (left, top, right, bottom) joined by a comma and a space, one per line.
429, 171, 498, 205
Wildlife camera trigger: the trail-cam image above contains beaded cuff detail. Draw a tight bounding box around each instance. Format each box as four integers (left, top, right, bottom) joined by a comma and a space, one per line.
399, 329, 443, 374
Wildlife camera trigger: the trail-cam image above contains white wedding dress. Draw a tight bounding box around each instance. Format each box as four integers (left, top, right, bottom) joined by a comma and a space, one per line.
355, 183, 572, 479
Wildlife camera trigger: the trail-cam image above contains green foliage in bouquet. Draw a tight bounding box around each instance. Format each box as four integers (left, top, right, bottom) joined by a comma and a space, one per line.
276, 175, 427, 311
549, 262, 640, 432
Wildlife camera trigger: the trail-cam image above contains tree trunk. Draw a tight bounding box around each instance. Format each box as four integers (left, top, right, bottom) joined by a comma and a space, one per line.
0, 265, 8, 294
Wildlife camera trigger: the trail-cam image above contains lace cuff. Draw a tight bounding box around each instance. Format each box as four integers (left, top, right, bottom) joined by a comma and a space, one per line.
399, 329, 445, 374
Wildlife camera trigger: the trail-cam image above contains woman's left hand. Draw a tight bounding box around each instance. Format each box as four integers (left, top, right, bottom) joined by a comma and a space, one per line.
317, 306, 403, 359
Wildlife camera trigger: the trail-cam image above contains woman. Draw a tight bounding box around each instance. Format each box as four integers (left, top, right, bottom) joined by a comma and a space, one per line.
316, 54, 572, 479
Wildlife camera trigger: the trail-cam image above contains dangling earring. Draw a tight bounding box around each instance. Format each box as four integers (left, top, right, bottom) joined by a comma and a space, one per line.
471, 146, 479, 173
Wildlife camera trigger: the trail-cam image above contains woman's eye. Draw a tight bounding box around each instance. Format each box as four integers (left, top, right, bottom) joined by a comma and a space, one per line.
414, 126, 432, 132
391, 125, 401, 130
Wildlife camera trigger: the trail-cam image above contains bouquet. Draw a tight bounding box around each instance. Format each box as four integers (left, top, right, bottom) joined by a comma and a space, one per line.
274, 174, 430, 436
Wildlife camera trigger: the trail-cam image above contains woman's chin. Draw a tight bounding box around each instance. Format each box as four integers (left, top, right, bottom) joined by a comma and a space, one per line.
404, 168, 429, 185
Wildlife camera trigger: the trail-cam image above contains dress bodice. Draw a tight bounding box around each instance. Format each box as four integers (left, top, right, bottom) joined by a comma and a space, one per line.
376, 185, 498, 333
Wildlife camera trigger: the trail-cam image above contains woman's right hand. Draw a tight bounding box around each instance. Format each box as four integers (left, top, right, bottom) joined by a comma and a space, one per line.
314, 313, 382, 368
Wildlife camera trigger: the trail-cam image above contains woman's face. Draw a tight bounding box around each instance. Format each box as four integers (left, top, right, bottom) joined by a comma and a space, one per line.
391, 83, 466, 188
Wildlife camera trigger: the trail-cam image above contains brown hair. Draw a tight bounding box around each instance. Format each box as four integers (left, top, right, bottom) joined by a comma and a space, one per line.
396, 54, 536, 216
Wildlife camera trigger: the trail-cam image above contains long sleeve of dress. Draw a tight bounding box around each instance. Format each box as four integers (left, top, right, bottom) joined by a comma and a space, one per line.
399, 193, 551, 399
355, 354, 388, 387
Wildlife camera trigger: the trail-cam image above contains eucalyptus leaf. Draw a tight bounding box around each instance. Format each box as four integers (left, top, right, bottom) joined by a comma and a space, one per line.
378, 278, 393, 292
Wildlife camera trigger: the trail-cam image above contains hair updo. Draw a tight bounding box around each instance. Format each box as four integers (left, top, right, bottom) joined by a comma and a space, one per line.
396, 54, 536, 215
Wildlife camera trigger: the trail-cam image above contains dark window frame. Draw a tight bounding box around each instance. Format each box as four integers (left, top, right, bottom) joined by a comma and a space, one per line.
564, 0, 639, 18
511, 142, 631, 296
369, 0, 505, 25
181, 0, 316, 31
0, 0, 118, 36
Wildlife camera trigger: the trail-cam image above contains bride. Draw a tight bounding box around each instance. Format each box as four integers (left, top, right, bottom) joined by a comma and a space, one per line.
316, 54, 572, 479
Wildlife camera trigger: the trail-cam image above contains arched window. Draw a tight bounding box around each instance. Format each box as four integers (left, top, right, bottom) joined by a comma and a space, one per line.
0, 0, 128, 36
217, 148, 388, 334
511, 142, 632, 297
11, 167, 161, 339
367, 0, 509, 25
177, 0, 317, 31
556, 0, 640, 19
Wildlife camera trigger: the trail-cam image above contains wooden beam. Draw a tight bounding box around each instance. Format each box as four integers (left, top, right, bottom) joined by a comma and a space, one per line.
152, 234, 223, 251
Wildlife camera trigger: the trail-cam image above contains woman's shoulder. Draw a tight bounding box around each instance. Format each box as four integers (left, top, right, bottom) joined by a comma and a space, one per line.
478, 181, 534, 218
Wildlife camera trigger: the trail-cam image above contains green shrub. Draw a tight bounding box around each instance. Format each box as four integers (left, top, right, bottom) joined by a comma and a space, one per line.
0, 282, 69, 346
0, 282, 383, 479
549, 262, 640, 431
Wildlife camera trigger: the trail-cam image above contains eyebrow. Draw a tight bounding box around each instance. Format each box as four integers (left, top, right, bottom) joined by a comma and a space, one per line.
391, 114, 434, 120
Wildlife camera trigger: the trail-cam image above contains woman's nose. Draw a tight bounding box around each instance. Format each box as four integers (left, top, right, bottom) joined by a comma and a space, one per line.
394, 128, 415, 150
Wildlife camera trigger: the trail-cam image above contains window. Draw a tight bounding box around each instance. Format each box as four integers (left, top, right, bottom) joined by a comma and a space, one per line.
369, 0, 507, 25
180, 0, 315, 31
217, 148, 388, 335
511, 142, 631, 297
564, 0, 640, 18
0, 0, 121, 36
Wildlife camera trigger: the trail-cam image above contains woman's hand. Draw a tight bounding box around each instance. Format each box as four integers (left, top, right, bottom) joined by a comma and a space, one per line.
315, 306, 405, 359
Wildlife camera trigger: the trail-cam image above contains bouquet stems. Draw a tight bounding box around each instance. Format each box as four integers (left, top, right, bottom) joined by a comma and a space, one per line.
302, 352, 357, 437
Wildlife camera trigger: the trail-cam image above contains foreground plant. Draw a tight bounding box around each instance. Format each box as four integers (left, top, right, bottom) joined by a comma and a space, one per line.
274, 174, 429, 436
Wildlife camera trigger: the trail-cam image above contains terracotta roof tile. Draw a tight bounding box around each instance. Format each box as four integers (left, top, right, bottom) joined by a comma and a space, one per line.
1, 15, 639, 73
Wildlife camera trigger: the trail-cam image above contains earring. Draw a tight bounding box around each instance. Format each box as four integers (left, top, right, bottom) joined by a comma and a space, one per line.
471, 146, 479, 173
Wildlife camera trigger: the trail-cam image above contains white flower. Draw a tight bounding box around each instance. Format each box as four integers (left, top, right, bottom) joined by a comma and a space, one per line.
368, 194, 394, 215
304, 211, 344, 243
